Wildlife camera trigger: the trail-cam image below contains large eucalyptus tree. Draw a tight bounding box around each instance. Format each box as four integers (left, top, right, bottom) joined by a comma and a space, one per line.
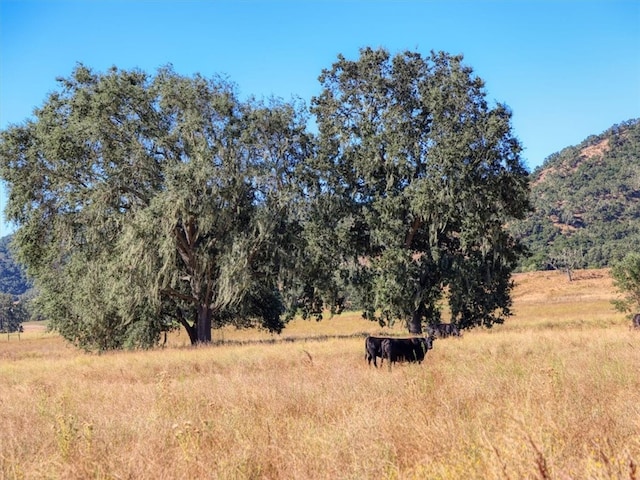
311, 48, 531, 333
0, 65, 313, 349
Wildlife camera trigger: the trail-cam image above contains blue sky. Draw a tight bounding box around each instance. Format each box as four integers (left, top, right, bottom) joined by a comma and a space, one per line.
1, 0, 639, 237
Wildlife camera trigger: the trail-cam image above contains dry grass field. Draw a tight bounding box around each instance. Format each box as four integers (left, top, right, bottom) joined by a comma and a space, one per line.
1, 269, 639, 479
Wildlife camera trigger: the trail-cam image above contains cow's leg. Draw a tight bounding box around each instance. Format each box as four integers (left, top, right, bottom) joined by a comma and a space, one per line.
367, 348, 378, 367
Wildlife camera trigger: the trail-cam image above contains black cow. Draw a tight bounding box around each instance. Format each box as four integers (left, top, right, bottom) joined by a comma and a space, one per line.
380, 337, 434, 368
427, 323, 461, 338
632, 313, 640, 329
365, 336, 386, 367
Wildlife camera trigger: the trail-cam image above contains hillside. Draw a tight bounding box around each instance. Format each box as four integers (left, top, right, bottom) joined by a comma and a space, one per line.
0, 235, 31, 296
513, 118, 640, 271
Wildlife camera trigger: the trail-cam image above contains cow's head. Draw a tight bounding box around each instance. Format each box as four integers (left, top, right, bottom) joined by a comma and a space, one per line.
424, 336, 435, 350
416, 336, 434, 353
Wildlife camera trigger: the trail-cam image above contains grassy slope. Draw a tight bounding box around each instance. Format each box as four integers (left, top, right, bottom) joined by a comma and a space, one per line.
1, 269, 638, 479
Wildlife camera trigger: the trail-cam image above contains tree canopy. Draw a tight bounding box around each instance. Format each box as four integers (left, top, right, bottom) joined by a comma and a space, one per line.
0, 65, 313, 349
611, 253, 640, 316
310, 48, 530, 333
0, 50, 531, 349
0, 292, 28, 333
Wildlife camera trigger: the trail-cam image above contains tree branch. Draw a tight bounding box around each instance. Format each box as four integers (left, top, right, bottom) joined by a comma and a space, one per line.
160, 288, 197, 304
405, 216, 423, 249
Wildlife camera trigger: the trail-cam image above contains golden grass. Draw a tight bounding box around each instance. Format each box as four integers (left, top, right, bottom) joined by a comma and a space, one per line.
1, 269, 639, 479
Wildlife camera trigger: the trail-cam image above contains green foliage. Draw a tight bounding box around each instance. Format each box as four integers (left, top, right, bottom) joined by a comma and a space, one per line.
0, 65, 312, 350
0, 49, 545, 346
0, 235, 31, 295
611, 253, 640, 314
512, 119, 640, 270
311, 48, 530, 333
0, 292, 28, 333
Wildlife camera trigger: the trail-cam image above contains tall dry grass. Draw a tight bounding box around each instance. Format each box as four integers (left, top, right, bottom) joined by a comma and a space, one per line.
0, 269, 638, 479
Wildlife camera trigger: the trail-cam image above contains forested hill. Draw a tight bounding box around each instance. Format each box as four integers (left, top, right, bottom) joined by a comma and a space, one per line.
513, 118, 640, 271
0, 235, 31, 295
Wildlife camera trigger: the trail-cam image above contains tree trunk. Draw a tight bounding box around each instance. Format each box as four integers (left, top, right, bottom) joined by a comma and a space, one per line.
185, 324, 198, 345
196, 304, 212, 344
407, 309, 423, 334
566, 266, 573, 282
175, 308, 198, 345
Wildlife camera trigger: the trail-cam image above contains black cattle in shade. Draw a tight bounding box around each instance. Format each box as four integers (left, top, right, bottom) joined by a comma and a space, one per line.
380, 336, 434, 368
427, 323, 461, 338
364, 336, 386, 367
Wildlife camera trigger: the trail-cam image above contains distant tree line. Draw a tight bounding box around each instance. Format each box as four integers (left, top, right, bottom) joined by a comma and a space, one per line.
0, 48, 532, 350
0, 292, 29, 333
